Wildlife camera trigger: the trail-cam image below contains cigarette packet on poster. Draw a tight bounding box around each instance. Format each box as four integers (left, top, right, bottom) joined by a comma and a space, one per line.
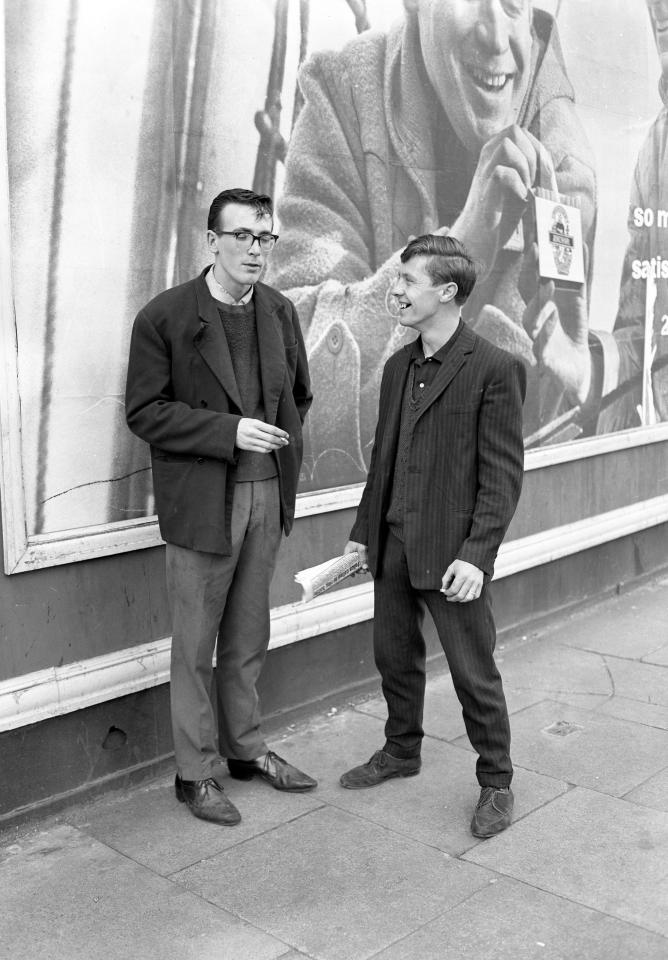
534, 188, 585, 284
295, 553, 363, 603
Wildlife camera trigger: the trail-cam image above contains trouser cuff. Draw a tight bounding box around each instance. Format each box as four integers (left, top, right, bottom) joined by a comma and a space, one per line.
383, 741, 421, 761
478, 777, 513, 789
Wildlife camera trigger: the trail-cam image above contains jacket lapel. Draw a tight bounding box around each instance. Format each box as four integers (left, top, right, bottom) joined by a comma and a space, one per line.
193, 271, 243, 411
254, 283, 286, 427
414, 324, 476, 423
379, 347, 411, 467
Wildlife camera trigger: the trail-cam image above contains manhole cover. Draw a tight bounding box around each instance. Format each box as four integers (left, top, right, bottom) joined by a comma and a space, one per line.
542, 720, 584, 737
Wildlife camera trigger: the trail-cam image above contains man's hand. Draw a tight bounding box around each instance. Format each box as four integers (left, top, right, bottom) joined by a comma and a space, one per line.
441, 559, 484, 603
521, 245, 591, 404
344, 540, 368, 572
236, 418, 290, 452
449, 126, 557, 276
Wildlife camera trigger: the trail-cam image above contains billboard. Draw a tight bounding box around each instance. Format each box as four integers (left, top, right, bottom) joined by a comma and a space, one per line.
1, 0, 667, 571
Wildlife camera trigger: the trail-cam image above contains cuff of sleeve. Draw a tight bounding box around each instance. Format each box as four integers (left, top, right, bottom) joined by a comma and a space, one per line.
588, 329, 621, 396
457, 543, 494, 579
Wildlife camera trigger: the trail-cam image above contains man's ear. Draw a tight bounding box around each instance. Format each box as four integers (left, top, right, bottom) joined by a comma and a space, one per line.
206, 229, 219, 255
440, 282, 458, 303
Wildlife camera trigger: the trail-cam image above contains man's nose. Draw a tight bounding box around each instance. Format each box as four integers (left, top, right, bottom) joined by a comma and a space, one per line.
247, 236, 263, 253
474, 0, 511, 55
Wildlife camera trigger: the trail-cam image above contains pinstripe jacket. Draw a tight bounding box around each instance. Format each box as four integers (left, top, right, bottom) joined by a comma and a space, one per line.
350, 324, 526, 587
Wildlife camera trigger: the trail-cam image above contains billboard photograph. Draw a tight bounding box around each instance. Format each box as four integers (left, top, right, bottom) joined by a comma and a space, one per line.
1, 0, 666, 569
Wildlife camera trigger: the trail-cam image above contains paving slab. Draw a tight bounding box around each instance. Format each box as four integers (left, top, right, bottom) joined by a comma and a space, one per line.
492, 639, 612, 707
604, 657, 668, 707
0, 824, 289, 960
642, 642, 668, 666
372, 876, 668, 960
554, 600, 668, 661
463, 787, 668, 938
355, 669, 545, 743
272, 707, 568, 856
595, 694, 668, 730
624, 766, 668, 813
64, 771, 324, 876
471, 699, 668, 796
173, 804, 493, 960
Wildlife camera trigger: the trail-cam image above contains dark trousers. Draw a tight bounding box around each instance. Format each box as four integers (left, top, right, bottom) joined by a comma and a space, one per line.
373, 529, 512, 788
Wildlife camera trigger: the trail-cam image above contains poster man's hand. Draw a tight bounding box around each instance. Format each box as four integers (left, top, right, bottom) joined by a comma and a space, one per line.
522, 245, 591, 404
450, 126, 557, 276
441, 559, 483, 603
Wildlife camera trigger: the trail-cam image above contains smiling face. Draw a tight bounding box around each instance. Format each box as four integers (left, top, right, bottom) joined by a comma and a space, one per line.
647, 0, 668, 78
410, 0, 533, 153
207, 201, 275, 298
391, 255, 455, 331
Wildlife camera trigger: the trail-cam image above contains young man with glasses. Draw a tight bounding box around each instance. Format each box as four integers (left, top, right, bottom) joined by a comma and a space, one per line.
125, 188, 315, 826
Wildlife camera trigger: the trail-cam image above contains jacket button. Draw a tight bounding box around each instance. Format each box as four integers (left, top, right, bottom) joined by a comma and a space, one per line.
326, 324, 343, 355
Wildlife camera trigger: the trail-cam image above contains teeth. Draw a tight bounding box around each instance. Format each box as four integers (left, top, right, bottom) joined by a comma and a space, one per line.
471, 67, 508, 89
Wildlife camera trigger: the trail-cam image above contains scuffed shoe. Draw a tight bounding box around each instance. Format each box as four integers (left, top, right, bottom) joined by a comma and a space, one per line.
340, 749, 421, 789
227, 751, 317, 792
175, 775, 241, 826
471, 786, 514, 838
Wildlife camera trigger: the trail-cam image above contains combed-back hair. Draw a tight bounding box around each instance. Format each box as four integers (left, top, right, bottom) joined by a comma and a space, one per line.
208, 188, 273, 232
400, 234, 478, 305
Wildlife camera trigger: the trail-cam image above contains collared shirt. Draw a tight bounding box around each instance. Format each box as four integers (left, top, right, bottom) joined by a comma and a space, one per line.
205, 264, 254, 305
385, 319, 465, 539
408, 319, 464, 400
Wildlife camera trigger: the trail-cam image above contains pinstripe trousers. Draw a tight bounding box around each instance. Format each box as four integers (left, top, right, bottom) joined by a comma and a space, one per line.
374, 529, 513, 788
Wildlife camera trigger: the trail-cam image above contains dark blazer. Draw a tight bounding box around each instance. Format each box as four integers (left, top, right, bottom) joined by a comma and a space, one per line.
125, 269, 312, 554
350, 324, 526, 587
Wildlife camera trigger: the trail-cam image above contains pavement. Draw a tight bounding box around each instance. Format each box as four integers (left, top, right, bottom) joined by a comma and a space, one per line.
2, 573, 668, 960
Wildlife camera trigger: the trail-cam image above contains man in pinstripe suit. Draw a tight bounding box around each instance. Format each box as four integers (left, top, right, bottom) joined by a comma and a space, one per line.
341, 235, 526, 838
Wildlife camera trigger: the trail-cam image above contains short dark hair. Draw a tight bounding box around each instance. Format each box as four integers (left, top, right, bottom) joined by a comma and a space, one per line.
207, 188, 273, 232
400, 234, 478, 305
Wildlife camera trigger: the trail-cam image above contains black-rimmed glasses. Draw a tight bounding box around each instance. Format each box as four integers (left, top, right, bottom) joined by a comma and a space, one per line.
216, 230, 279, 251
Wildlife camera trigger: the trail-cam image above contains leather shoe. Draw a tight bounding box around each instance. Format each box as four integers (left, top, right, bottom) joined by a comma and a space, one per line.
470, 786, 514, 838
227, 750, 317, 792
175, 775, 241, 826
339, 749, 421, 789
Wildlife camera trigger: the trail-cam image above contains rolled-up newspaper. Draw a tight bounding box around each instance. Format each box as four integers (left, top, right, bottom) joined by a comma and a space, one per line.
294, 553, 363, 603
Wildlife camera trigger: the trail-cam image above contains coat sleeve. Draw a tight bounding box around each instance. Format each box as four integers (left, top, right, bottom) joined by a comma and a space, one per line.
457, 356, 527, 576
125, 309, 239, 462
348, 362, 391, 546
266, 55, 400, 337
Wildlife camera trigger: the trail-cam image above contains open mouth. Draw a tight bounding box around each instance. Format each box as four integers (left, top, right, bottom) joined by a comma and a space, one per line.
396, 300, 411, 311
467, 65, 513, 93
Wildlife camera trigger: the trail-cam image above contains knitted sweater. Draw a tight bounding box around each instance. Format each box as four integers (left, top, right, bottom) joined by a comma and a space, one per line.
266, 9, 596, 484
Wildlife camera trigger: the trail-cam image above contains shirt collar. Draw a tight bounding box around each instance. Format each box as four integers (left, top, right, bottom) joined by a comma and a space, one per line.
205, 265, 254, 305
410, 318, 465, 363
